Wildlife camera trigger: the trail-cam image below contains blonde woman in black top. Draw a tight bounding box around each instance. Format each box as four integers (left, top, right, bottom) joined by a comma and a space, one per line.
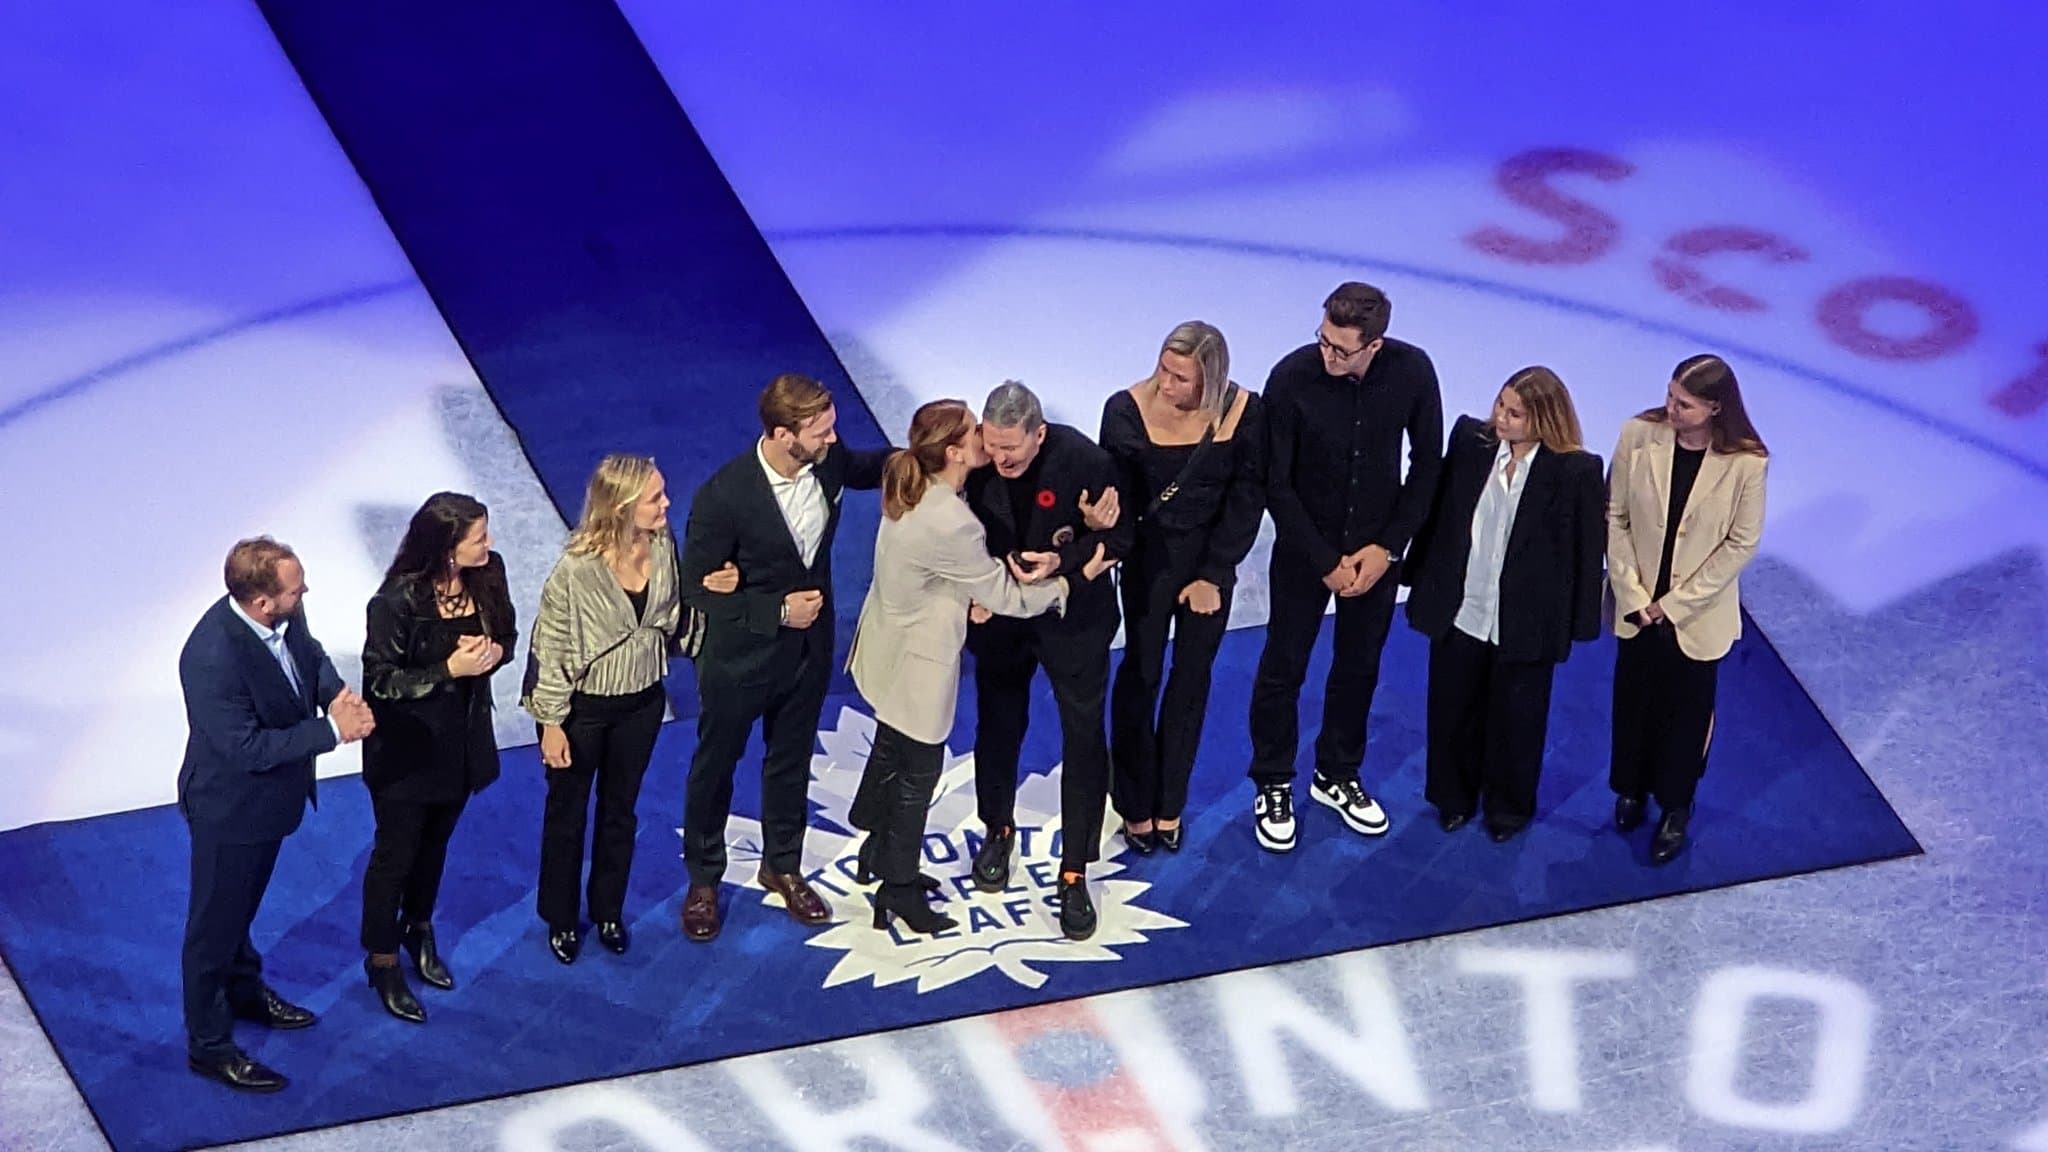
1100, 321, 1266, 854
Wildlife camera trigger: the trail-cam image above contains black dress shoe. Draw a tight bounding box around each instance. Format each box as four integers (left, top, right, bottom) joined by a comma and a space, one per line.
1650, 806, 1691, 865
1614, 793, 1647, 832
1487, 823, 1523, 843
232, 986, 316, 1030
1438, 809, 1472, 833
548, 926, 582, 965
189, 1051, 287, 1093
402, 922, 454, 991
1155, 825, 1183, 853
1056, 876, 1097, 941
1119, 825, 1157, 856
971, 827, 1015, 893
597, 920, 630, 955
365, 958, 426, 1023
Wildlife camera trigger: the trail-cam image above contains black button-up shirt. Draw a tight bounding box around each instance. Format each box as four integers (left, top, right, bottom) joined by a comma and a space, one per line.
1264, 338, 1444, 576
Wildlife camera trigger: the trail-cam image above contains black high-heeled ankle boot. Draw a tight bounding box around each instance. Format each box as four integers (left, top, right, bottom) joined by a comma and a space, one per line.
401, 922, 454, 990
870, 888, 957, 936
364, 956, 426, 1023
856, 837, 943, 892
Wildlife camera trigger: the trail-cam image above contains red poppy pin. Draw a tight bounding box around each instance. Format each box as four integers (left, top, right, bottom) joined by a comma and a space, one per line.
1035, 488, 1057, 509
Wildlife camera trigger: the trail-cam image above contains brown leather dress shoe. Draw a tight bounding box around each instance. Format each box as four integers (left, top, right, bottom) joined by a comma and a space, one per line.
681, 885, 721, 942
757, 867, 833, 925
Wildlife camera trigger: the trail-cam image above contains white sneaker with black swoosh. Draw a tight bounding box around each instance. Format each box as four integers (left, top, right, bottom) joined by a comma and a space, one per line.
1311, 772, 1390, 836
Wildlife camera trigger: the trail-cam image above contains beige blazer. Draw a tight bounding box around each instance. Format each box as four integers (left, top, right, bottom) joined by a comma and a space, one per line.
848, 479, 1067, 745
1607, 416, 1768, 661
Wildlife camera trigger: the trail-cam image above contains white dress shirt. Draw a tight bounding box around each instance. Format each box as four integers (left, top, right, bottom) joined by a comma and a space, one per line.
1454, 439, 1539, 645
756, 439, 828, 567
229, 596, 340, 741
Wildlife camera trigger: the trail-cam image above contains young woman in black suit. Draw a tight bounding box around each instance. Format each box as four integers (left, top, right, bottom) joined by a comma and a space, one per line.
1402, 367, 1604, 840
359, 492, 516, 1022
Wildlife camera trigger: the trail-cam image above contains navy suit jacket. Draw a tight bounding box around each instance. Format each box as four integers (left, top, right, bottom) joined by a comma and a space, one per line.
177, 596, 345, 844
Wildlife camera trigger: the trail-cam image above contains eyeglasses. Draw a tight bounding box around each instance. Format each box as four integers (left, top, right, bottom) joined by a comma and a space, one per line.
1316, 328, 1369, 359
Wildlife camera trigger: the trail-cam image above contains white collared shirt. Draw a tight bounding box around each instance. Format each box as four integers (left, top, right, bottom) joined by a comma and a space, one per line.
757, 438, 828, 567
229, 597, 341, 741
1454, 439, 1539, 645
230, 596, 303, 694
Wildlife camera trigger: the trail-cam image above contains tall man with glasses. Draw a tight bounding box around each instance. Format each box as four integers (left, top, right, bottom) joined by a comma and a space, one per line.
1247, 282, 1443, 851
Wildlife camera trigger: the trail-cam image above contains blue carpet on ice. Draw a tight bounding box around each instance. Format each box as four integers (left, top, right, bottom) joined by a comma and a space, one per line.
0, 614, 1917, 1151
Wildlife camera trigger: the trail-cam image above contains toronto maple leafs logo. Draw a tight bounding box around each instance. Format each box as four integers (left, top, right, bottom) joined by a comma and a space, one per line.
696, 706, 1185, 993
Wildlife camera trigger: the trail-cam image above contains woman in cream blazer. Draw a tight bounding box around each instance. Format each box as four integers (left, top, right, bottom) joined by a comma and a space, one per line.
1606, 354, 1769, 865
846, 399, 1105, 935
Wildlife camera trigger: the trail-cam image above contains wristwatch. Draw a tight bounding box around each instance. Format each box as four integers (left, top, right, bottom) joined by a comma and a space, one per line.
779, 600, 789, 626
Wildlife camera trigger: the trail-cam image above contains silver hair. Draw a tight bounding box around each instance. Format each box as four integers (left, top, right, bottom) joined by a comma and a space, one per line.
981, 379, 1045, 432
1159, 321, 1232, 424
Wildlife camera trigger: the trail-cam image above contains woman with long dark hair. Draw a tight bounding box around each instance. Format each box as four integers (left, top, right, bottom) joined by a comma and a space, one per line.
1402, 367, 1604, 841
359, 492, 516, 1022
1099, 321, 1265, 854
1607, 354, 1769, 864
846, 400, 1092, 934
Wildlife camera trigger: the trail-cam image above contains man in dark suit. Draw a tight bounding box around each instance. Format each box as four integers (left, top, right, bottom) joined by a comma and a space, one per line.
178, 538, 374, 1092
964, 380, 1128, 941
676, 373, 889, 942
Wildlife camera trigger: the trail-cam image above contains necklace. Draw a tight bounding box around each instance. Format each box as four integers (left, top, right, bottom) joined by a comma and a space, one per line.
433, 576, 473, 616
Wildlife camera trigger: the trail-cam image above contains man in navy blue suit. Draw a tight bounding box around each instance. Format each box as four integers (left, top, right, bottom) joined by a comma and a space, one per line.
177, 537, 374, 1092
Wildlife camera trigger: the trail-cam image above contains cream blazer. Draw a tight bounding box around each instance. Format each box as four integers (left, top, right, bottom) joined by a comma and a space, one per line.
1607, 416, 1768, 661
848, 479, 1066, 745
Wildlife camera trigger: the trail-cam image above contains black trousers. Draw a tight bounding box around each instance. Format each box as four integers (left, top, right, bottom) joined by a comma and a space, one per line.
1248, 546, 1400, 785
1424, 628, 1557, 831
684, 640, 831, 886
537, 685, 665, 930
971, 616, 1113, 871
1110, 562, 1232, 824
182, 830, 283, 1061
1609, 623, 1721, 810
850, 720, 946, 901
360, 792, 467, 953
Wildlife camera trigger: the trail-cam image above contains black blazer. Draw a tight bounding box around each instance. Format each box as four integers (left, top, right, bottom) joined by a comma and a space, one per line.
679, 440, 888, 685
964, 422, 1133, 639
177, 596, 346, 844
361, 551, 518, 796
1403, 415, 1604, 664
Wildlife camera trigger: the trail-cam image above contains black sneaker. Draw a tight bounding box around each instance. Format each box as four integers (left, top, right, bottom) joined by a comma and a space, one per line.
1253, 782, 1297, 852
972, 826, 1015, 893
1056, 875, 1096, 941
1310, 772, 1389, 836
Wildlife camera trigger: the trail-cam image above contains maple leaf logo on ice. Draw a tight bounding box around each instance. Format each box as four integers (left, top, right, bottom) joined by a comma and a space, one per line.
693, 706, 1186, 993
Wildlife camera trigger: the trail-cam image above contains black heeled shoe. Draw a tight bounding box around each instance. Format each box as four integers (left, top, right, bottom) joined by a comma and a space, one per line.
1155, 824, 1183, 853
401, 922, 454, 991
1438, 809, 1473, 833
1614, 793, 1647, 832
871, 888, 957, 936
1120, 825, 1157, 856
547, 927, 581, 965
854, 839, 943, 892
1650, 806, 1692, 865
364, 957, 426, 1024
596, 920, 630, 955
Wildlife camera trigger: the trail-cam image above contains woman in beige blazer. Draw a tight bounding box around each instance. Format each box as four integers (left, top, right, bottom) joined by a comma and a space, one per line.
1606, 354, 1769, 865
846, 399, 1104, 934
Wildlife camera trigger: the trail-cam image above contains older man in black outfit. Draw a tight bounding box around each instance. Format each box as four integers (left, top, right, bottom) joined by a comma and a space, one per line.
965, 381, 1127, 940
1249, 283, 1443, 852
